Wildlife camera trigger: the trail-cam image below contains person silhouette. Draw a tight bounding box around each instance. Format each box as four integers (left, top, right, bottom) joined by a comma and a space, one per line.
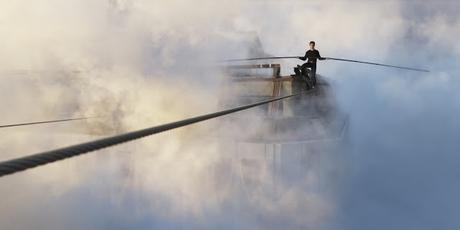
299, 41, 326, 87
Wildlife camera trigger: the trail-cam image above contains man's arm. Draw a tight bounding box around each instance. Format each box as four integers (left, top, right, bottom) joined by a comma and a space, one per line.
317, 50, 326, 60
299, 52, 307, 61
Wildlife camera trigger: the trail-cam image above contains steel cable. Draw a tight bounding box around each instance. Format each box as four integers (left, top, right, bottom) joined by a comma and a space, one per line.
0, 92, 304, 177
0, 117, 98, 129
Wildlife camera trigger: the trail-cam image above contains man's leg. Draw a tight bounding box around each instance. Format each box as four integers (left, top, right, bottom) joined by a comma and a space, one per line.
301, 63, 316, 88
300, 63, 311, 89
311, 64, 317, 86
300, 63, 309, 76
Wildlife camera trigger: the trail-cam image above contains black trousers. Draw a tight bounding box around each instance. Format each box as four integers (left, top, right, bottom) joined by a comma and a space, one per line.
301, 62, 317, 85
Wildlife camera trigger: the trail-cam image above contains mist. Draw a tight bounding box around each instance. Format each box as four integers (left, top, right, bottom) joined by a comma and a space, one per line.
1, 0, 460, 229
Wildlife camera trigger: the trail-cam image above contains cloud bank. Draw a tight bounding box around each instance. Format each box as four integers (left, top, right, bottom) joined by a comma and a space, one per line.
0, 0, 459, 229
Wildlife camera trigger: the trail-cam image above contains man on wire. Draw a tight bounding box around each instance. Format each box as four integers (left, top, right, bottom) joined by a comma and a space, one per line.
299, 41, 326, 87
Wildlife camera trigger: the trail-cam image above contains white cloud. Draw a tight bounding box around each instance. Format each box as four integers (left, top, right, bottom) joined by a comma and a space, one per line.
1, 0, 459, 229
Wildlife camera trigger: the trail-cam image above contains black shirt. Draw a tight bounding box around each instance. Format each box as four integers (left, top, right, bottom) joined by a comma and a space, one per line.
300, 49, 325, 63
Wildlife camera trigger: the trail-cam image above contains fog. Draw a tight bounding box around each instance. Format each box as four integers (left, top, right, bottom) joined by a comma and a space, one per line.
1, 0, 459, 229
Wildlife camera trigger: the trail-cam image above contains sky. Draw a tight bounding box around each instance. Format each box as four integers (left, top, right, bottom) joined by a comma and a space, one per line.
0, 0, 460, 229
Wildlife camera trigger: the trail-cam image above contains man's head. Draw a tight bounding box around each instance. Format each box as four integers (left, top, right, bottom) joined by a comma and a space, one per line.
309, 41, 315, 50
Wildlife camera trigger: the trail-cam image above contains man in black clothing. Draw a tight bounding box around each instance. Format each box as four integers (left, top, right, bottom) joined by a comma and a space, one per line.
299, 41, 326, 86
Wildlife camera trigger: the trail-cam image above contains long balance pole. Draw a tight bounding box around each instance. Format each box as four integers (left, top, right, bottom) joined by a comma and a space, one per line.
224, 56, 430, 73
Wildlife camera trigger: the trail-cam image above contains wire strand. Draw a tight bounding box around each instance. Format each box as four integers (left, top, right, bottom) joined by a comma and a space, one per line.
0, 117, 99, 129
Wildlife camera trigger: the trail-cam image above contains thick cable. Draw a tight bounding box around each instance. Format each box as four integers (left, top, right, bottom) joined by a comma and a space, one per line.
0, 92, 303, 177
